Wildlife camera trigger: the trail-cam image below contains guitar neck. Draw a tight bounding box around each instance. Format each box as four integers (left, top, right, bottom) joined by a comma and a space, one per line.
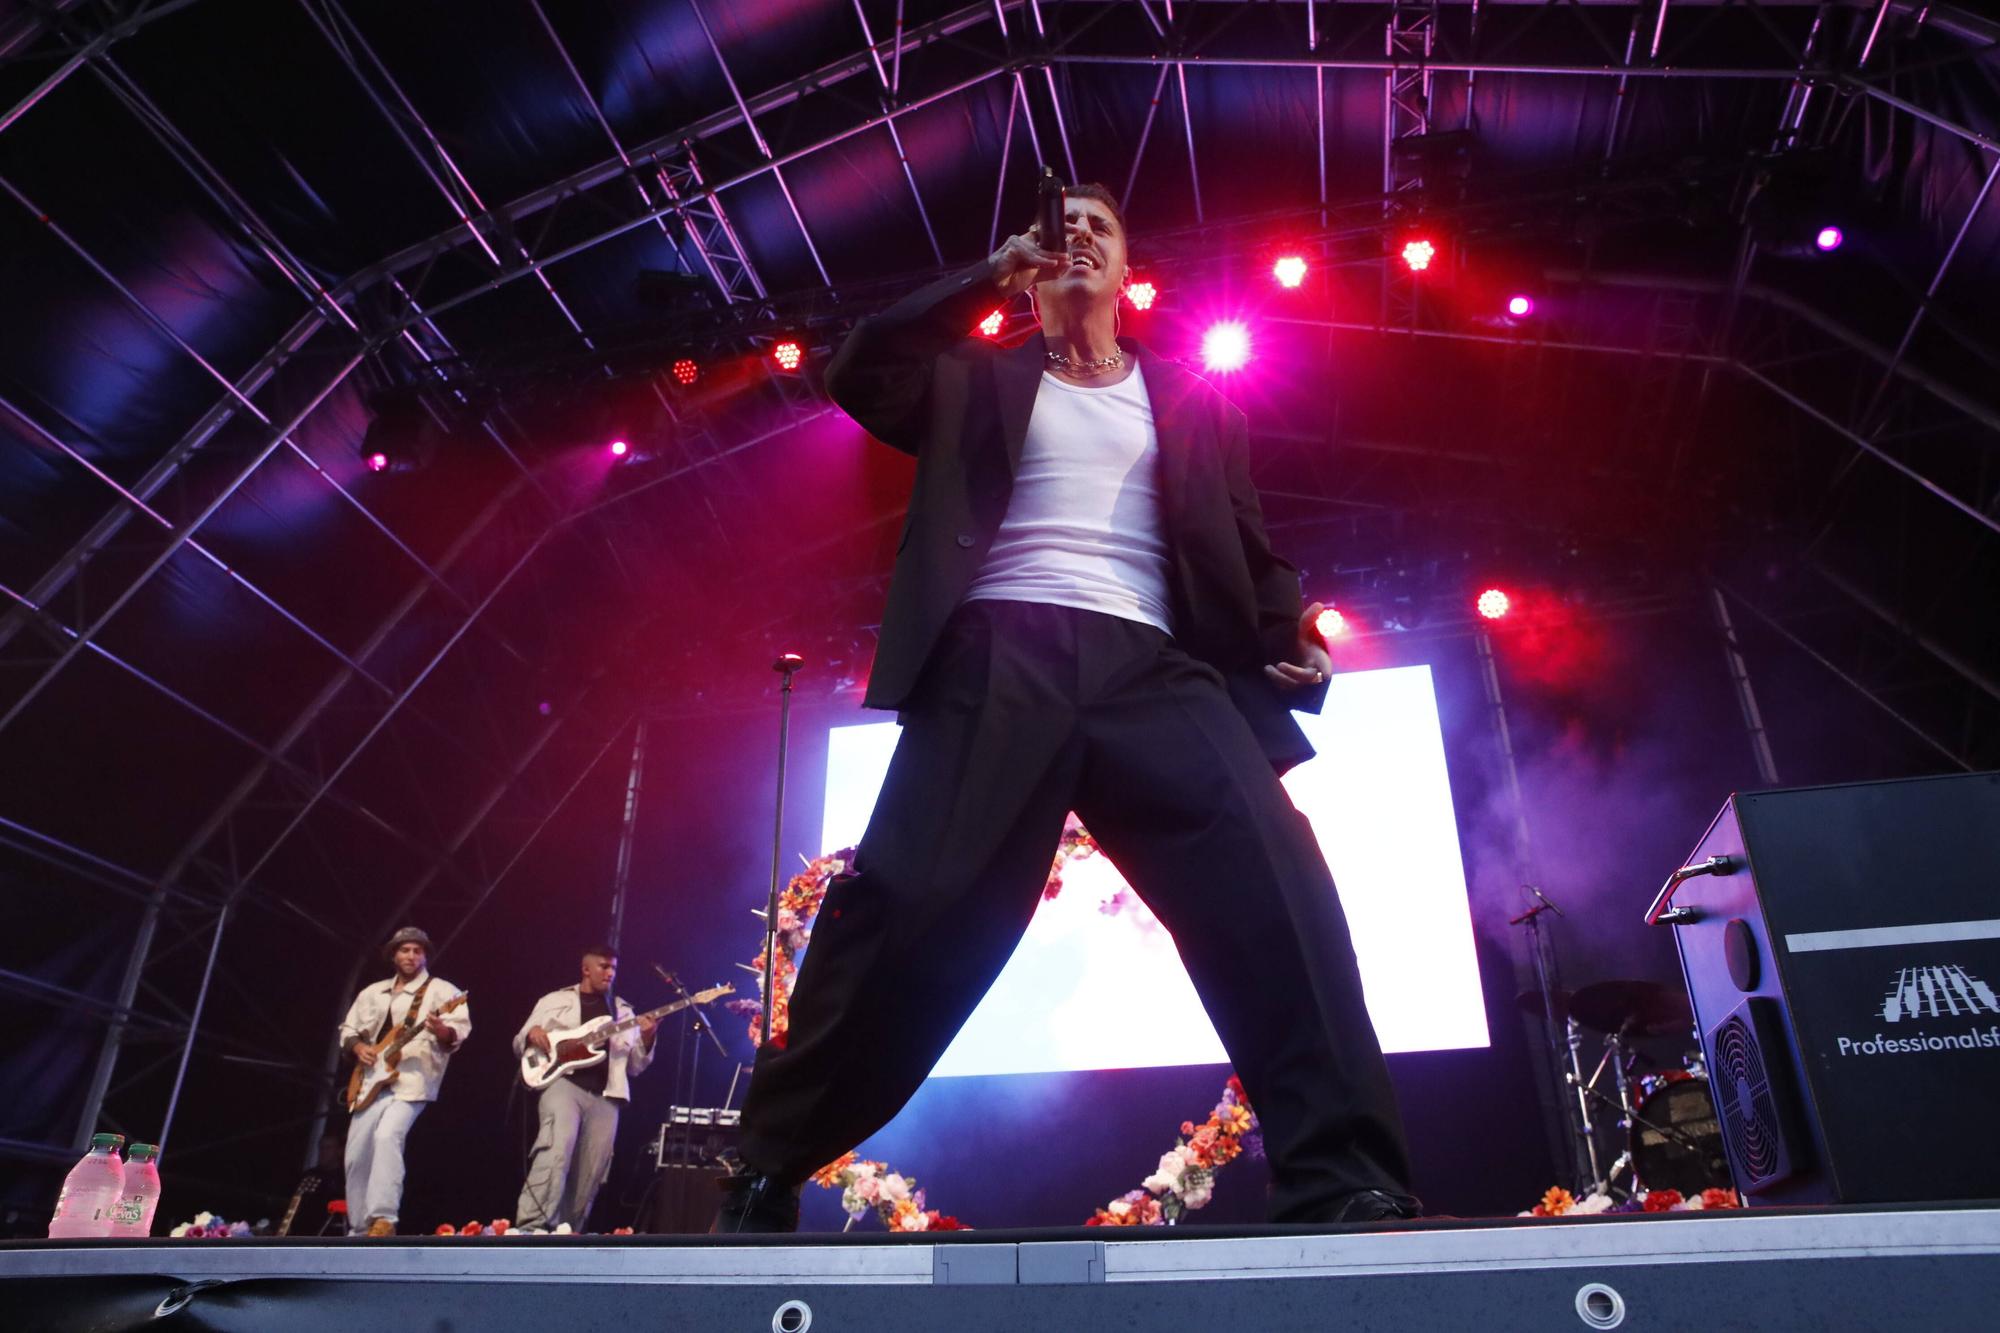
590, 988, 727, 1043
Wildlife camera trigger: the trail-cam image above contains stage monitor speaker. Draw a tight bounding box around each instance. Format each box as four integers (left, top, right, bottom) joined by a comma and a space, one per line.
642, 1164, 728, 1234
1659, 772, 2000, 1206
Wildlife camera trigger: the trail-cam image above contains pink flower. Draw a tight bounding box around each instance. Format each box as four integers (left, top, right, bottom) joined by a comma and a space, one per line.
853, 1176, 882, 1204
881, 1174, 912, 1203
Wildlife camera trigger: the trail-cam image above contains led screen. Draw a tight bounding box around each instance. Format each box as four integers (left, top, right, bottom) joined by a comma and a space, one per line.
820, 664, 1488, 1075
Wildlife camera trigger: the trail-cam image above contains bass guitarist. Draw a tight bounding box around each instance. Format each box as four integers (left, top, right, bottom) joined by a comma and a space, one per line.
336, 926, 471, 1236
513, 944, 658, 1231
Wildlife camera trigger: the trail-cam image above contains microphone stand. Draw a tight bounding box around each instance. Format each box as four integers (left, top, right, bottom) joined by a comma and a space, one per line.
758, 654, 804, 1056
655, 964, 729, 1061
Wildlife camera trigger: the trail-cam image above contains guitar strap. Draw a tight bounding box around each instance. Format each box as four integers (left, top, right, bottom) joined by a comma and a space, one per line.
372, 977, 433, 1044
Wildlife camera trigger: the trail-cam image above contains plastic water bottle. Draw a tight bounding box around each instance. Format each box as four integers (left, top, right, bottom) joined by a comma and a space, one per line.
108, 1143, 162, 1238
48, 1134, 126, 1238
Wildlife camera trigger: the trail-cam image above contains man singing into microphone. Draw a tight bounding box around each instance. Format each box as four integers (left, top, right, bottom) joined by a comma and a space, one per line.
717, 184, 1416, 1231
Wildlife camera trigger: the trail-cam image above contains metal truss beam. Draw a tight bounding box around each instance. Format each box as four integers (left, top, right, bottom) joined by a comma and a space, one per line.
690, 0, 833, 289
855, 0, 947, 265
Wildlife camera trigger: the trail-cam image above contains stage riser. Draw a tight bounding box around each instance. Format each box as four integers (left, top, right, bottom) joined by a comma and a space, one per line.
9, 1260, 2000, 1332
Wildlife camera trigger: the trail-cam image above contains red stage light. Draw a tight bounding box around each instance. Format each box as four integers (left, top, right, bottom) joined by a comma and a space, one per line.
976, 309, 1005, 338
1401, 238, 1437, 273
773, 340, 803, 372
1314, 606, 1347, 640
365, 452, 389, 472
671, 358, 700, 386
1201, 321, 1251, 373
1125, 280, 1158, 311
1476, 588, 1512, 620
1506, 294, 1535, 318
1273, 255, 1308, 289
609, 439, 629, 458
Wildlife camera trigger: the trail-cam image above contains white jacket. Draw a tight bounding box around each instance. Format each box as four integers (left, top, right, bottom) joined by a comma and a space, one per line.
513, 985, 655, 1101
337, 972, 471, 1103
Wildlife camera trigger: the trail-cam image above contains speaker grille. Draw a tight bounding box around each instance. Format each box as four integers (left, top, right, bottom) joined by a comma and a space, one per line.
1708, 997, 1801, 1190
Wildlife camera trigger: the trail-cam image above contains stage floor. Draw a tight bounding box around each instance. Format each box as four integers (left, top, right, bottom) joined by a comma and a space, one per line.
6, 1204, 2000, 1330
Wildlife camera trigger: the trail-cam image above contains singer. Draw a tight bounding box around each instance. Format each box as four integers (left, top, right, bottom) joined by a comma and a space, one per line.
718, 183, 1416, 1231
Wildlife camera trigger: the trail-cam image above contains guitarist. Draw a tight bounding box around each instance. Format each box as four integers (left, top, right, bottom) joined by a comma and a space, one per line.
512, 945, 658, 1231
335, 926, 471, 1237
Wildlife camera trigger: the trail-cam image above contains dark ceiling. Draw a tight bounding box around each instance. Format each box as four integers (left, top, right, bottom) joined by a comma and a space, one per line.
2, 0, 1998, 1209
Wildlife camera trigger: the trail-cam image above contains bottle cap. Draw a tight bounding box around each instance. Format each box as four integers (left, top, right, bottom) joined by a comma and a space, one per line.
90, 1133, 125, 1150
128, 1144, 157, 1162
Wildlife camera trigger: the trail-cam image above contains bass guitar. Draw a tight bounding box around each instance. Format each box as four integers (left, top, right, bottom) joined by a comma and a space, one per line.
519, 984, 733, 1090
345, 990, 470, 1115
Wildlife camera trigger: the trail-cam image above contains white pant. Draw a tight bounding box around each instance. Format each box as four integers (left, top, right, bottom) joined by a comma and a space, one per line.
345, 1096, 425, 1230
515, 1076, 621, 1231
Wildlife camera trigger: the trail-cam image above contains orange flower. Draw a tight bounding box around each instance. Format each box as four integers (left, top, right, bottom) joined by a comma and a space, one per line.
1699, 1187, 1741, 1210
1534, 1186, 1575, 1217
811, 1152, 859, 1187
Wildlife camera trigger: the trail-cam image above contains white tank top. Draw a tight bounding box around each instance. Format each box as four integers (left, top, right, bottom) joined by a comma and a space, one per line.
963, 366, 1172, 633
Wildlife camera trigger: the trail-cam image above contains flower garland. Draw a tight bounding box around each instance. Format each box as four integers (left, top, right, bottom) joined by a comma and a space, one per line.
169, 1211, 257, 1238
1086, 1076, 1261, 1226
1522, 1184, 1742, 1217
810, 1153, 967, 1232
738, 823, 1262, 1233
729, 818, 1104, 1051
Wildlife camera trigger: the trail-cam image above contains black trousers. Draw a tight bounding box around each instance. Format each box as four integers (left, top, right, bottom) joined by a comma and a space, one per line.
738, 601, 1412, 1219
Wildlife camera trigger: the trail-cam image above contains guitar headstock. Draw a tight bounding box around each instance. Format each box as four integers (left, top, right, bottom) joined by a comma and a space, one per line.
693, 983, 734, 1003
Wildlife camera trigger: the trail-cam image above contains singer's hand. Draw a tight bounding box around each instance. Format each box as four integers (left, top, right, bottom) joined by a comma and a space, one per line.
989, 229, 1071, 298
1264, 602, 1334, 691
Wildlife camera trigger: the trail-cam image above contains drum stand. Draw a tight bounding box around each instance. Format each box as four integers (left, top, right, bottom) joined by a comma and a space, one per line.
1573, 1026, 1718, 1199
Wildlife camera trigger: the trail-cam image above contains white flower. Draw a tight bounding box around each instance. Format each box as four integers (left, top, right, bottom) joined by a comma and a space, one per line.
898, 1211, 930, 1231
1108, 1199, 1132, 1218
1569, 1193, 1615, 1215
1142, 1171, 1177, 1195
553, 1223, 573, 1234
1155, 1151, 1186, 1182
850, 1161, 877, 1180
1182, 1181, 1213, 1210
1679, 1196, 1706, 1211
193, 1211, 214, 1227
881, 1174, 911, 1203
169, 1222, 191, 1237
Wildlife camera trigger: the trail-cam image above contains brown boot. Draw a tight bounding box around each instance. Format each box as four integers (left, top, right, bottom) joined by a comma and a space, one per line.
365, 1216, 395, 1237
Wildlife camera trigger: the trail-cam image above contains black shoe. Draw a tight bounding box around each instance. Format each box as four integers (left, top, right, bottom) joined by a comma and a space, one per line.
711, 1171, 802, 1234
1319, 1189, 1423, 1224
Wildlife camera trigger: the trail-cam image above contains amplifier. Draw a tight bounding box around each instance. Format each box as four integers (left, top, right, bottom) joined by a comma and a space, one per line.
652, 1105, 740, 1169
1651, 772, 2000, 1205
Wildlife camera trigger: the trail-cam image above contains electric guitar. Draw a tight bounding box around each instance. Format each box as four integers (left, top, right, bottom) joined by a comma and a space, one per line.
275, 1171, 321, 1238
519, 984, 733, 1090
345, 990, 470, 1115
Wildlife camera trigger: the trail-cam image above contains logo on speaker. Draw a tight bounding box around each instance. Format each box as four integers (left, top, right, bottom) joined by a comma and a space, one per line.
1879, 965, 2000, 1024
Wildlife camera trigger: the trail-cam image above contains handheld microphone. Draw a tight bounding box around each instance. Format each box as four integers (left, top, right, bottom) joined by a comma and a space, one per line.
1037, 164, 1066, 258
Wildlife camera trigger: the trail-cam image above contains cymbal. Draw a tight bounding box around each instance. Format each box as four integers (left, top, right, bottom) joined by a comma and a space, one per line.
1568, 980, 1693, 1037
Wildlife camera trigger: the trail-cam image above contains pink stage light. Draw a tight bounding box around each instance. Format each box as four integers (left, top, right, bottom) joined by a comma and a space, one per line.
1814, 225, 1845, 253
1201, 321, 1252, 373
1125, 280, 1158, 311
773, 340, 803, 372
365, 451, 389, 472
1476, 588, 1512, 621
1401, 238, 1437, 273
976, 309, 1005, 338
671, 358, 700, 386
1273, 255, 1308, 289
1506, 294, 1535, 318
608, 439, 629, 458
1314, 606, 1347, 640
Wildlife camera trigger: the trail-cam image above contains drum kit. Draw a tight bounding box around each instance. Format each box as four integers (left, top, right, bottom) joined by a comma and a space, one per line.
1517, 979, 1734, 1199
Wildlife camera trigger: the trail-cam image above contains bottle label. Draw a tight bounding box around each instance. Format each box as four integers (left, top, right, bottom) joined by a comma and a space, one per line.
112, 1198, 144, 1225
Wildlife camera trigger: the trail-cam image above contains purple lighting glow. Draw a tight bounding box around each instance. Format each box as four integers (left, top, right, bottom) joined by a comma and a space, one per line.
1506, 294, 1535, 318
1814, 225, 1845, 252
1201, 321, 1251, 373
365, 452, 389, 472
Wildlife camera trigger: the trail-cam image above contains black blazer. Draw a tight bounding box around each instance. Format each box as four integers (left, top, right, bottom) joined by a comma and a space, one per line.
824, 261, 1328, 773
